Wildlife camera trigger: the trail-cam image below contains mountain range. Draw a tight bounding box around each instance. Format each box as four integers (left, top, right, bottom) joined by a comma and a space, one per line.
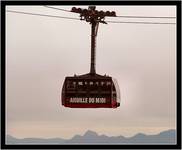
6, 129, 176, 144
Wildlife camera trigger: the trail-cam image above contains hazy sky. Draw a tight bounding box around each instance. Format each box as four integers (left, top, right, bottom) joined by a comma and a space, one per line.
6, 5, 176, 139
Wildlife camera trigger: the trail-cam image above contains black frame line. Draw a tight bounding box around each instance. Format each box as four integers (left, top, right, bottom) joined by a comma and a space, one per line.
1, 1, 181, 149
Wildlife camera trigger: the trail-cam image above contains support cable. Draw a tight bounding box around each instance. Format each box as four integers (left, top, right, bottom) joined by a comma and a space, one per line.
7, 10, 80, 20
7, 10, 176, 25
44, 6, 176, 19
106, 20, 176, 24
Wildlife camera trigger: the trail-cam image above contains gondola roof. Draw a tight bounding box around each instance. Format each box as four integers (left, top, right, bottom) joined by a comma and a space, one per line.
66, 73, 111, 79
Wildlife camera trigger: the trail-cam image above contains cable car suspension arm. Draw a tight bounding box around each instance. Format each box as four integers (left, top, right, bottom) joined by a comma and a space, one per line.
71, 6, 116, 75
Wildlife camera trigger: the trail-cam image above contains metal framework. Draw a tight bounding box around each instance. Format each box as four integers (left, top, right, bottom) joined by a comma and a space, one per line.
71, 6, 116, 75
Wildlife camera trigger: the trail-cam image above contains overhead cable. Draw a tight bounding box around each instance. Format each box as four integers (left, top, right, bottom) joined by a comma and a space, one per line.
114, 15, 176, 19
7, 10, 176, 25
106, 20, 176, 24
7, 10, 80, 20
44, 6, 72, 13
44, 6, 176, 19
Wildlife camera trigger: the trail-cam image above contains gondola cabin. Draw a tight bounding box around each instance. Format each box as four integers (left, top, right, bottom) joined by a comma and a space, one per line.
62, 73, 120, 108
61, 6, 121, 108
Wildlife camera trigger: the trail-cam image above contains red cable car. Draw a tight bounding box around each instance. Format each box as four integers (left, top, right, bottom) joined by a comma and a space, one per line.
62, 73, 120, 108
61, 6, 120, 108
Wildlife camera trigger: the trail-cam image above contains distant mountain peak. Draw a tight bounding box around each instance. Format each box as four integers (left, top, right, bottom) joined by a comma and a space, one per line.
158, 129, 176, 137
159, 129, 175, 134
133, 133, 146, 137
84, 130, 98, 137
6, 134, 17, 140
6, 129, 176, 144
6, 134, 14, 138
130, 133, 146, 140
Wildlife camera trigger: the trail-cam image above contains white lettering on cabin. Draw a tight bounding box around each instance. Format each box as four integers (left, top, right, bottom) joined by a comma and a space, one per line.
70, 97, 88, 103
96, 98, 106, 103
69, 98, 106, 103
89, 98, 95, 103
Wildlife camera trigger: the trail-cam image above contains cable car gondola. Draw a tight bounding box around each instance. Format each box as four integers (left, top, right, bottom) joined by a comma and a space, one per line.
61, 6, 120, 108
